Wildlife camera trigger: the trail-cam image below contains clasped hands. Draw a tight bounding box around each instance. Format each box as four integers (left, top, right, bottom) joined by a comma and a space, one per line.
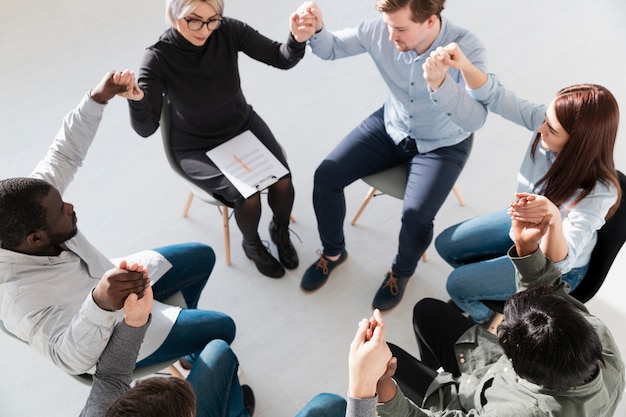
348, 309, 397, 401
292, 2, 323, 42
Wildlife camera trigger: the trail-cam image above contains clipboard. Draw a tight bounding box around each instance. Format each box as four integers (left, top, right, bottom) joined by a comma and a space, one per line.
206, 130, 289, 198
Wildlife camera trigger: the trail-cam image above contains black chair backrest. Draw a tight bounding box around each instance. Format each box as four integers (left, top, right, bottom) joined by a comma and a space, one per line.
483, 169, 626, 313
569, 170, 626, 302
160, 98, 183, 177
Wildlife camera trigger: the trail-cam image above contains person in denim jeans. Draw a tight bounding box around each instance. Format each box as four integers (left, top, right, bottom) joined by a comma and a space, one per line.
81, 284, 347, 417
432, 42, 621, 324
296, 0, 488, 311
0, 71, 235, 376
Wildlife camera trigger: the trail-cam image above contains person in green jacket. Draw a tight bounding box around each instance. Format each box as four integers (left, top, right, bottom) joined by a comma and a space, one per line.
346, 201, 624, 416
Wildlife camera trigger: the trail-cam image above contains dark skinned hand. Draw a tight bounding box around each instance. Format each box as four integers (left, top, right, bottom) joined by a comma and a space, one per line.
92, 261, 149, 311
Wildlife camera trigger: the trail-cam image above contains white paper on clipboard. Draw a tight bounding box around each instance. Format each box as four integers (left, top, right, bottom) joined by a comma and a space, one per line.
206, 130, 289, 198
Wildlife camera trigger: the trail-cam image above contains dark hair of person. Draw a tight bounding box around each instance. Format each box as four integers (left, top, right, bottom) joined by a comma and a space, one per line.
375, 0, 445, 23
531, 83, 621, 218
498, 285, 605, 391
0, 177, 51, 248
105, 376, 196, 417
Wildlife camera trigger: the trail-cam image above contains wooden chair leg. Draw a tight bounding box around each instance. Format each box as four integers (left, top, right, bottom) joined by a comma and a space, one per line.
222, 206, 231, 266
351, 187, 377, 225
182, 192, 194, 217
452, 184, 465, 206
167, 365, 185, 380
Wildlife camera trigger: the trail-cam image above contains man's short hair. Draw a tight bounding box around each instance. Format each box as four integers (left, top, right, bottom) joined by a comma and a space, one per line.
0, 177, 51, 248
105, 376, 196, 417
375, 0, 446, 23
498, 285, 605, 391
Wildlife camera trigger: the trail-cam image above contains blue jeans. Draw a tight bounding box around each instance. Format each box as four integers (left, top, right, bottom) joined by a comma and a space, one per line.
189, 340, 346, 417
436, 209, 588, 323
313, 108, 473, 277
136, 243, 236, 368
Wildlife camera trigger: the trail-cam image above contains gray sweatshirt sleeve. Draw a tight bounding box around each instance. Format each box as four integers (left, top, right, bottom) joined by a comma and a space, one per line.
78, 317, 150, 417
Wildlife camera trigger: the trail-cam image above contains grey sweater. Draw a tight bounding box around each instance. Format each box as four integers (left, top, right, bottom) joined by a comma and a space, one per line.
79, 318, 149, 417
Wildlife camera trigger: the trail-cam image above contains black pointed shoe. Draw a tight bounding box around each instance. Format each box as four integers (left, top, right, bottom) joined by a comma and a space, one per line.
372, 270, 409, 311
269, 220, 299, 269
242, 239, 285, 278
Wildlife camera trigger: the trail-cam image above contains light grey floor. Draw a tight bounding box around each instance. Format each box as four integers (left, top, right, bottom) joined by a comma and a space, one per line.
1, 0, 625, 415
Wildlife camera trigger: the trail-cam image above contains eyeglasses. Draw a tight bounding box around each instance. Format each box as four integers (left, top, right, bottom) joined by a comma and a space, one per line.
184, 17, 222, 31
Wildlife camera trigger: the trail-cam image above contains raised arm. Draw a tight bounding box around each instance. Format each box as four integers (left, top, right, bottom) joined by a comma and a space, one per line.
433, 42, 488, 90
422, 38, 488, 133
348, 309, 393, 400
79, 284, 153, 417
508, 198, 566, 293
30, 70, 136, 194
509, 193, 568, 263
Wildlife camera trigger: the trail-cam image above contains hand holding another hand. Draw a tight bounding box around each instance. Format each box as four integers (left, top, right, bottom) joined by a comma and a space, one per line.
348, 309, 393, 399
123, 279, 153, 328
92, 261, 149, 312
90, 70, 143, 104
291, 1, 323, 42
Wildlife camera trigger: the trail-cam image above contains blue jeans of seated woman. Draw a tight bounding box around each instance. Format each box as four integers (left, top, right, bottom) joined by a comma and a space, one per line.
436, 209, 588, 323
313, 107, 473, 278
136, 242, 236, 368
189, 340, 347, 417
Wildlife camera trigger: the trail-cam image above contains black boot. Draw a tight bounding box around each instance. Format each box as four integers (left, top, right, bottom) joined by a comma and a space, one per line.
242, 238, 285, 278
241, 384, 255, 416
269, 220, 299, 269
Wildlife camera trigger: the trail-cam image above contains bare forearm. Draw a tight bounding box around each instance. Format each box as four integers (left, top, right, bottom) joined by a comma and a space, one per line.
459, 60, 488, 90
540, 222, 568, 262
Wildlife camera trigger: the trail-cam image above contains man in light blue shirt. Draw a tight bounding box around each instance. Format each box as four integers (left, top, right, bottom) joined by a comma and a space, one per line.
297, 0, 488, 310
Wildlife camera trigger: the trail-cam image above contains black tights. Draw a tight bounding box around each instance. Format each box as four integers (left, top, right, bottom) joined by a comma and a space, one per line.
390, 298, 474, 406
235, 176, 294, 242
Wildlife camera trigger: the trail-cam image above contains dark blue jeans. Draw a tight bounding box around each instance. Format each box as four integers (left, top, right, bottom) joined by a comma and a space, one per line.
313, 108, 473, 277
136, 242, 236, 368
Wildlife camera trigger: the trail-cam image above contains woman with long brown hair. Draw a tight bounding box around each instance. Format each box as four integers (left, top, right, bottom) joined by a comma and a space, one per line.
432, 43, 621, 325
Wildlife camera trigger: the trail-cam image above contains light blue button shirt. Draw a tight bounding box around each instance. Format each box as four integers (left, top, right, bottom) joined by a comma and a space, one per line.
308, 16, 488, 153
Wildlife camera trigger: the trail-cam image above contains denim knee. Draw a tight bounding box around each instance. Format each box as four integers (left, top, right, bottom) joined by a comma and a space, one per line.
434, 226, 457, 266
314, 160, 346, 191
445, 269, 464, 300
199, 339, 237, 367
186, 242, 216, 271
296, 393, 347, 417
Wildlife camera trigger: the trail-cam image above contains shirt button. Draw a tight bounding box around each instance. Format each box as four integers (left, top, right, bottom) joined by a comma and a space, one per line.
459, 358, 465, 364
